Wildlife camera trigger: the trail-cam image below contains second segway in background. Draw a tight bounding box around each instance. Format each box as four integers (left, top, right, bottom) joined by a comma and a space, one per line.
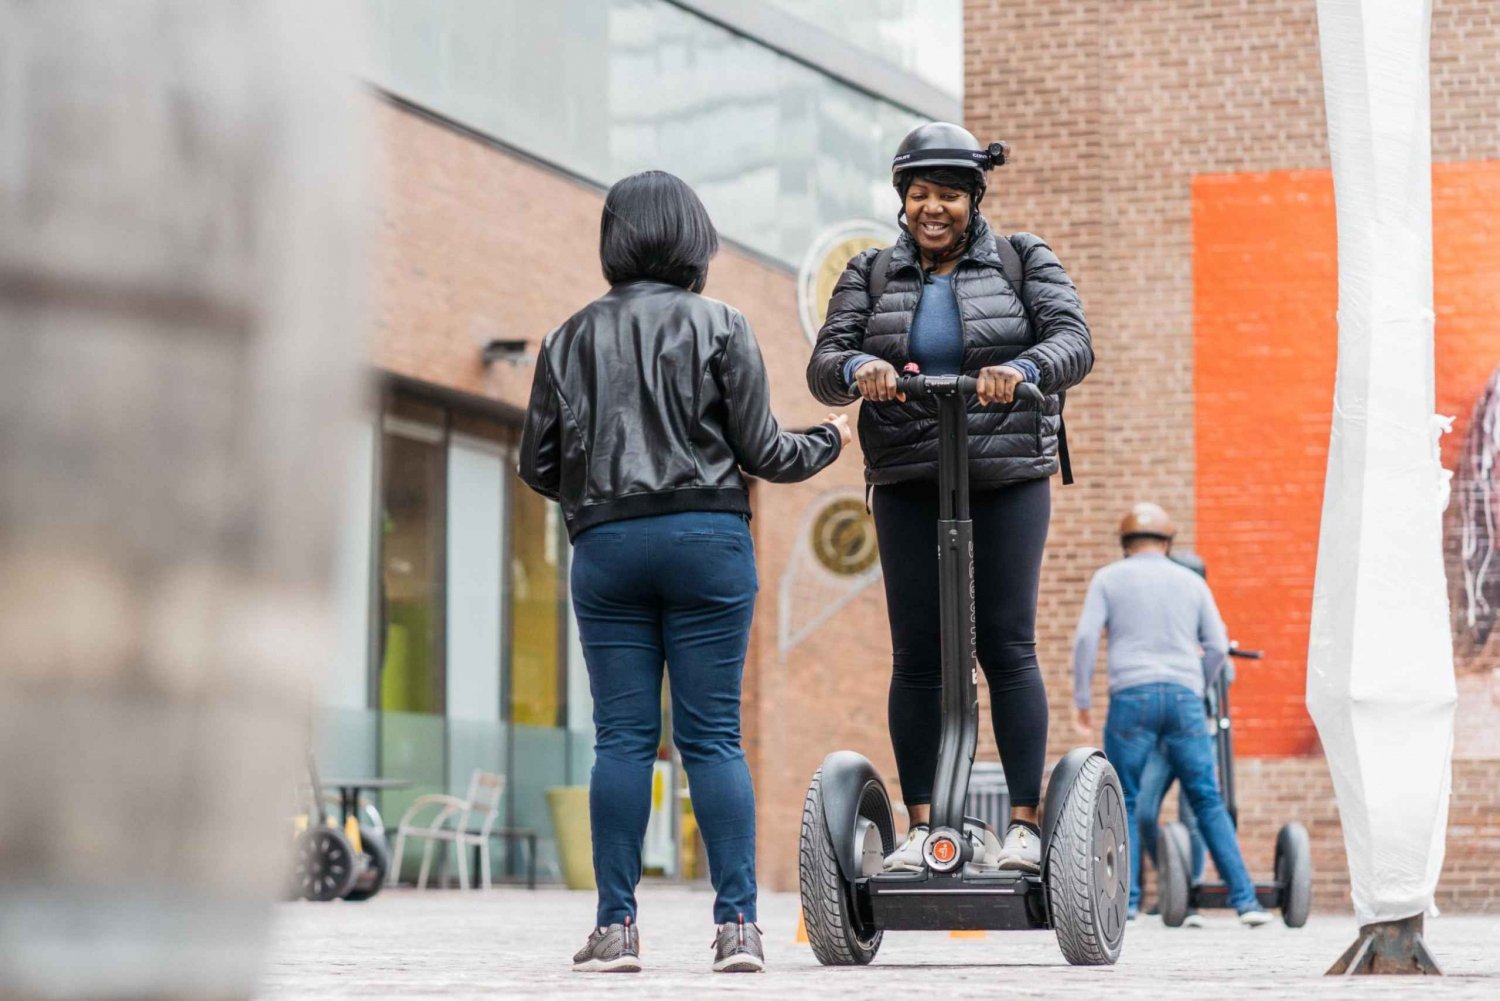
1155, 645, 1312, 928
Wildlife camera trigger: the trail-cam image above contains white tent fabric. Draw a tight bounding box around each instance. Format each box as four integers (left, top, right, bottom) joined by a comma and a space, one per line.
1308, 0, 1457, 926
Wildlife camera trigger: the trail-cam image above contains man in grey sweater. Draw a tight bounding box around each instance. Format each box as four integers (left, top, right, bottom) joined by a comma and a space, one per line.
1071, 503, 1270, 926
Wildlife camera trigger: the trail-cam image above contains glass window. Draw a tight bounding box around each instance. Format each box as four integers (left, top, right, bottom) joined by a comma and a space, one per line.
379, 397, 447, 716
508, 483, 565, 727
446, 434, 506, 723
366, 0, 923, 266
759, 0, 963, 99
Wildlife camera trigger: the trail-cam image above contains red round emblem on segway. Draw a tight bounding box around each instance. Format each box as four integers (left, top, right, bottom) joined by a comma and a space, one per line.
931, 838, 956, 864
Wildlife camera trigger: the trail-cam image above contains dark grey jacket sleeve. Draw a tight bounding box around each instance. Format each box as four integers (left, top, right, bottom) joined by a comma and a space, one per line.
719, 311, 843, 482
518, 346, 563, 501
806, 248, 880, 407
1011, 233, 1094, 395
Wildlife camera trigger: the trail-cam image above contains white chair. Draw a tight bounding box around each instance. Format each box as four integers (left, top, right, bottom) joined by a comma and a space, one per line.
391, 770, 505, 890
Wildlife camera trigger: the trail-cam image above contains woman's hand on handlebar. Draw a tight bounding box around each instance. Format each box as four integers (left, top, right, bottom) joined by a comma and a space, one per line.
975, 365, 1026, 406
853, 359, 906, 402
823, 413, 852, 447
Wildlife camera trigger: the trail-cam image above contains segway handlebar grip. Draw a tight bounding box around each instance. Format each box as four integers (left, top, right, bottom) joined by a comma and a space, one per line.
892, 375, 1043, 405
1228, 647, 1264, 660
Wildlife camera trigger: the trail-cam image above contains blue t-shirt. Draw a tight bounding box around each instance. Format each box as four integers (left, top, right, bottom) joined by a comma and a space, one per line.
906, 273, 963, 375
842, 272, 1039, 387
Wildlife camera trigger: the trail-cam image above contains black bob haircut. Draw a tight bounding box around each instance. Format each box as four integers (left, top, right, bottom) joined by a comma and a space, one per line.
600, 170, 719, 292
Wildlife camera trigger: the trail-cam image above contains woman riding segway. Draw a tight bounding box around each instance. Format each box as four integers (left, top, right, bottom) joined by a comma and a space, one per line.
807, 122, 1094, 872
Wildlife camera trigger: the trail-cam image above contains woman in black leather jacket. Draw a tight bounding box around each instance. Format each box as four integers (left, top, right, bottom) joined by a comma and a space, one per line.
521, 170, 849, 974
807, 123, 1093, 875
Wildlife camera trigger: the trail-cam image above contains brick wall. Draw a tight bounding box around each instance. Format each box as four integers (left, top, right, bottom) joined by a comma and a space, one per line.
965, 0, 1500, 911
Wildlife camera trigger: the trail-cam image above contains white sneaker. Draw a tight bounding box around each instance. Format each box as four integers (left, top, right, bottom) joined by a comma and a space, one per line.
995, 823, 1042, 873
1239, 908, 1273, 928
883, 825, 928, 871
1183, 911, 1206, 928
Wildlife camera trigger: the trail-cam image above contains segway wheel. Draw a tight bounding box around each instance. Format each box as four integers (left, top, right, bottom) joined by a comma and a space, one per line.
1156, 821, 1191, 928
798, 768, 885, 966
343, 832, 389, 902
294, 827, 359, 902
1046, 754, 1128, 966
1275, 822, 1312, 928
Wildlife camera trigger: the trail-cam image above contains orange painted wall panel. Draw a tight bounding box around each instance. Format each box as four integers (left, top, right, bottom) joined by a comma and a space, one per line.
1193, 160, 1500, 757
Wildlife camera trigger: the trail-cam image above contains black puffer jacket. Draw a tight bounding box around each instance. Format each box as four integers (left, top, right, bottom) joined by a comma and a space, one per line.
807, 216, 1092, 486
520, 281, 842, 539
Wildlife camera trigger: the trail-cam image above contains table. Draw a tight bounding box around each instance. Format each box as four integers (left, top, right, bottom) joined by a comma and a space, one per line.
320, 777, 413, 826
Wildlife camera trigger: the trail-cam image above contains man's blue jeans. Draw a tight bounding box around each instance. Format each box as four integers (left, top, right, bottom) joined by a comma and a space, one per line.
1104, 683, 1258, 913
1137, 745, 1207, 885
571, 512, 759, 927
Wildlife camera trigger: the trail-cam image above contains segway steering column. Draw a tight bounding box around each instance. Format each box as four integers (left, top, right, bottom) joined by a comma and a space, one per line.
895, 369, 1043, 869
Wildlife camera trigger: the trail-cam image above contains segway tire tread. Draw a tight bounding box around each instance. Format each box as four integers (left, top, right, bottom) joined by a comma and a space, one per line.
1276, 822, 1312, 928
798, 768, 882, 966
1046, 754, 1127, 966
1157, 821, 1191, 928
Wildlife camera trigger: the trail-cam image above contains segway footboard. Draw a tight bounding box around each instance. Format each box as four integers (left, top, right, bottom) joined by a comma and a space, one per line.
864, 869, 1047, 930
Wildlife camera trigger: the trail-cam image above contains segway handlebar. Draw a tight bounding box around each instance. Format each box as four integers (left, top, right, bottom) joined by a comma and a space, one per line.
1228, 646, 1264, 660
893, 374, 1044, 405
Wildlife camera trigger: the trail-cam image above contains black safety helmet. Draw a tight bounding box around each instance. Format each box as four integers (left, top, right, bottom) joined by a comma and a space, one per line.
891, 122, 1009, 256
891, 122, 1009, 185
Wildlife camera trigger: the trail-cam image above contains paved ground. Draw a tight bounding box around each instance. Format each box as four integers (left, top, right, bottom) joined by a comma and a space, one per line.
257, 886, 1500, 1000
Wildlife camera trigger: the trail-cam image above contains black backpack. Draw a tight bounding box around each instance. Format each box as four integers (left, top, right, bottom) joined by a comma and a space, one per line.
865, 240, 1073, 484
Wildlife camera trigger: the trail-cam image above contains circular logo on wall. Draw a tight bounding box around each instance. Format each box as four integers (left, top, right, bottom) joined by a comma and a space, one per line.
810, 496, 880, 577
797, 220, 899, 346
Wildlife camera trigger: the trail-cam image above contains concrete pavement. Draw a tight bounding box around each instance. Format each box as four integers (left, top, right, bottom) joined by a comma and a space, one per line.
256, 886, 1500, 999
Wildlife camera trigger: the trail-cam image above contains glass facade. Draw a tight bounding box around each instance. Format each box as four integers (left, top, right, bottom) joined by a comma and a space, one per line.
758, 0, 963, 98
367, 0, 923, 266
322, 388, 592, 883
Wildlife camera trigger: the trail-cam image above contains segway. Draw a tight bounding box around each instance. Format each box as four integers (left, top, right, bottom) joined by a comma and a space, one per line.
291, 753, 385, 902
798, 371, 1128, 967
1155, 646, 1312, 927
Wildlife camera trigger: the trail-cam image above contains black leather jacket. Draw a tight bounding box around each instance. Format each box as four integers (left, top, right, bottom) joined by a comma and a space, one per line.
807, 217, 1092, 486
520, 281, 842, 539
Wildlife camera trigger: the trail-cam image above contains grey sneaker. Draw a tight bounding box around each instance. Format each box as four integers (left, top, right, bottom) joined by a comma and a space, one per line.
1239, 908, 1273, 928
711, 914, 764, 973
995, 822, 1042, 873
572, 919, 641, 973
883, 824, 928, 871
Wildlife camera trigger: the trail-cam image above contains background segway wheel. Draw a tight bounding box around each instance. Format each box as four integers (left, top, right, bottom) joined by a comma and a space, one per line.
1046, 754, 1128, 965
1274, 822, 1312, 928
343, 831, 389, 902
294, 827, 359, 902
1156, 821, 1191, 928
798, 768, 886, 966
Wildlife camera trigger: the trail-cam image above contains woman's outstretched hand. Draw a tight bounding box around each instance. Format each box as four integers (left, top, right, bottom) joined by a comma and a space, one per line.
823, 413, 852, 448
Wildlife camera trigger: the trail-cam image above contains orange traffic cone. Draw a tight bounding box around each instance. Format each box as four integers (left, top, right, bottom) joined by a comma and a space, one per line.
794, 909, 809, 944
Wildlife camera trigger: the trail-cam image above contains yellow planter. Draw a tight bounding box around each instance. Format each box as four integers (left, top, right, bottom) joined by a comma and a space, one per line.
546, 786, 595, 890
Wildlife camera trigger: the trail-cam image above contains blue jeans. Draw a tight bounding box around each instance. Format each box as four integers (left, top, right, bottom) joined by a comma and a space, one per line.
1104, 683, 1258, 913
1136, 745, 1207, 889
571, 512, 759, 926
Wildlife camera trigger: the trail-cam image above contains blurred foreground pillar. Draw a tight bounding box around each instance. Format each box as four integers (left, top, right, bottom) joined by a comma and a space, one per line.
0, 2, 369, 997
1309, 0, 1453, 976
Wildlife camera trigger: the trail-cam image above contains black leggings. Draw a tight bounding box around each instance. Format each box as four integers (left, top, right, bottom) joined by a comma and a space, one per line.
872, 477, 1051, 809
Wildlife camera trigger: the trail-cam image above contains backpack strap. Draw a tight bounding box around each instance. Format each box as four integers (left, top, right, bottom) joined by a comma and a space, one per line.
993, 235, 1025, 301
997, 233, 1073, 485
866, 245, 896, 304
